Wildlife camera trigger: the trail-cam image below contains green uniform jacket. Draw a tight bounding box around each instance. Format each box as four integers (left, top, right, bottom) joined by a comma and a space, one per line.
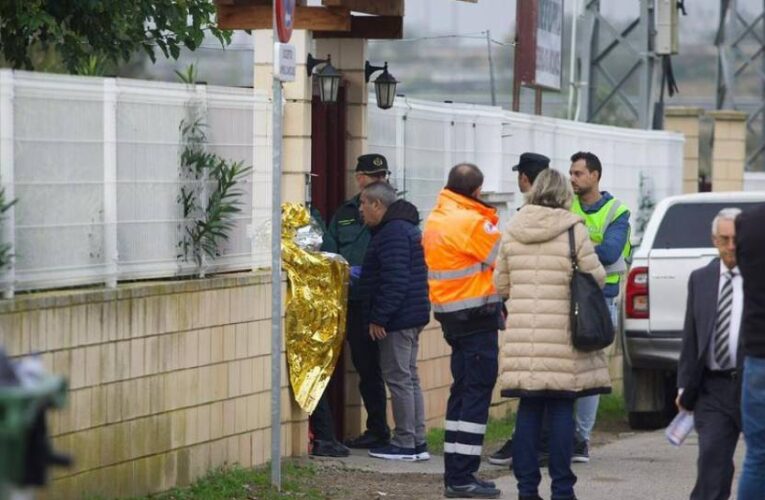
320, 194, 370, 302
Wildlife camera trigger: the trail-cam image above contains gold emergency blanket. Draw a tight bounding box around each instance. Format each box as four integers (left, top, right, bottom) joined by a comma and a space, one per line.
281, 203, 349, 414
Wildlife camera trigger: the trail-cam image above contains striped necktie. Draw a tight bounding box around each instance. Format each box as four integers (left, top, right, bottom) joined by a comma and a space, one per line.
713, 271, 735, 369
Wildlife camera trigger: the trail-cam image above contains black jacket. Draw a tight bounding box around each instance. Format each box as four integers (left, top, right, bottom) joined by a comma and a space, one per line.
358, 200, 431, 332
736, 204, 765, 358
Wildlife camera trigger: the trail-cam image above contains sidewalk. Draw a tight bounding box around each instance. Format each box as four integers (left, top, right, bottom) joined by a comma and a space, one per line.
310, 431, 745, 499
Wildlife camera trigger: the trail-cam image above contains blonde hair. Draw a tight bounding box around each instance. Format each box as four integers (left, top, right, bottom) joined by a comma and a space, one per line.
525, 168, 573, 209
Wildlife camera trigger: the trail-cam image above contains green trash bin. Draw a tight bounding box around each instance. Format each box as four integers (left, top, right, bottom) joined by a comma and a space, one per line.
0, 376, 67, 491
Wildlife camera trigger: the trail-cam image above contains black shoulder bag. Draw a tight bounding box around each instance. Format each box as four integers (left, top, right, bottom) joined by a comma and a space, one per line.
567, 226, 614, 352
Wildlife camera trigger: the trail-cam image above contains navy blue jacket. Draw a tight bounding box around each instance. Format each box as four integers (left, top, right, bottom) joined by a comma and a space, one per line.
359, 199, 431, 332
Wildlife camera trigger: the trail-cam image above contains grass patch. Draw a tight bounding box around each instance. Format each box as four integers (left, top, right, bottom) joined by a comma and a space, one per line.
426, 412, 516, 455
128, 462, 324, 500
426, 427, 446, 454
595, 391, 628, 430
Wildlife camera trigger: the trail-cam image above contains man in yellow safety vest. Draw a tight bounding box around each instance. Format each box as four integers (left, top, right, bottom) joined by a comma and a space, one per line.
569, 151, 631, 464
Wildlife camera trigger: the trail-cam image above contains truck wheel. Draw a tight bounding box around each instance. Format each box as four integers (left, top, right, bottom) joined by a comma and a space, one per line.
627, 411, 666, 430
623, 358, 675, 430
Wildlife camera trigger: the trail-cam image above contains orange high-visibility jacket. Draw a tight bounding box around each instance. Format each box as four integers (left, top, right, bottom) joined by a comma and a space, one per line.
422, 189, 502, 315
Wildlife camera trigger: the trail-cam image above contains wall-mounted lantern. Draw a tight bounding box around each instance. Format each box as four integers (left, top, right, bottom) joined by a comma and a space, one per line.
307, 53, 341, 104
365, 61, 398, 110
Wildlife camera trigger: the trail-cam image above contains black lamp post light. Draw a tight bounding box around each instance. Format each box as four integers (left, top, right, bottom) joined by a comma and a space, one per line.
306, 53, 341, 104
365, 61, 398, 110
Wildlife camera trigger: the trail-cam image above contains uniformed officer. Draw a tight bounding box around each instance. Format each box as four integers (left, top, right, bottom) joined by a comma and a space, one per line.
321, 153, 392, 449
568, 151, 631, 463
423, 163, 503, 499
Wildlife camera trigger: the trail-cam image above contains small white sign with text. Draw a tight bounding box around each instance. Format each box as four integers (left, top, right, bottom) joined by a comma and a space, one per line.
274, 43, 296, 82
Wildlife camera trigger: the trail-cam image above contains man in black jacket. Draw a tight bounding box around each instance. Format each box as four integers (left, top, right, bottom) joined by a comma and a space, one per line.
735, 203, 765, 498
677, 208, 743, 500
357, 182, 431, 462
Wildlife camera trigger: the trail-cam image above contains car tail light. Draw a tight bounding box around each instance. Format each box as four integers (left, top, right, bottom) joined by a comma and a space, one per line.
626, 266, 649, 319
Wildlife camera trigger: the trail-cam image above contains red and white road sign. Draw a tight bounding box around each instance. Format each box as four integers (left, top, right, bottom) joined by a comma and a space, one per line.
275, 0, 296, 44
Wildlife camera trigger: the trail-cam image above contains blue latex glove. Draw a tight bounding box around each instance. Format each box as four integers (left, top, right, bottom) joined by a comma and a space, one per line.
350, 266, 362, 280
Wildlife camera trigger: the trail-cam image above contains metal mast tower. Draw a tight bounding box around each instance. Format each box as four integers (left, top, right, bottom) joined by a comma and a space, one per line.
716, 0, 765, 170
577, 0, 658, 129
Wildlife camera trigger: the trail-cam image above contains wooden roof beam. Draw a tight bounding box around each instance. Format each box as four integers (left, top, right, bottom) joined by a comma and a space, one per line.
216, 4, 351, 31
314, 15, 403, 39
322, 0, 404, 16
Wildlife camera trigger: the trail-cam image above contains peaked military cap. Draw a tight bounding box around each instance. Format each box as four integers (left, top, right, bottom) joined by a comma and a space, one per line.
356, 154, 390, 175
512, 152, 551, 173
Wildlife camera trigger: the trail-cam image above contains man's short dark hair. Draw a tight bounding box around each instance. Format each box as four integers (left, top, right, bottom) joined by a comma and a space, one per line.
524, 165, 547, 185
570, 151, 602, 180
447, 163, 483, 197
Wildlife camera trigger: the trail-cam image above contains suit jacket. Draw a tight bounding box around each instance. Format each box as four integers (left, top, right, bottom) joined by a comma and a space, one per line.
677, 258, 743, 410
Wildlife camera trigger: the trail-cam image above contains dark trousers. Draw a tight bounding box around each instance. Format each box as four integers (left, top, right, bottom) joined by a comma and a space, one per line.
691, 373, 741, 500
443, 330, 499, 487
309, 391, 335, 442
346, 303, 390, 438
513, 397, 577, 500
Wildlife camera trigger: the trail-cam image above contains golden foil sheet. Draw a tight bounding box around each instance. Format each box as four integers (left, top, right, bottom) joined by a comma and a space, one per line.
281, 203, 349, 414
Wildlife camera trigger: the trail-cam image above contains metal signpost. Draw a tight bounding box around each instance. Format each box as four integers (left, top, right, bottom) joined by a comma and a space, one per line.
271, 0, 295, 491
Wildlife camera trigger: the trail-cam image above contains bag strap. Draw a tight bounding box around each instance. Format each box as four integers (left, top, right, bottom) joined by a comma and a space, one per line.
567, 226, 579, 271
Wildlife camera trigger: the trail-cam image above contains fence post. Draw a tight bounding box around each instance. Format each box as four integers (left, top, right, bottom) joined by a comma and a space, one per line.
103, 78, 118, 288
0, 70, 16, 299
196, 83, 209, 277
444, 110, 454, 182
395, 104, 407, 197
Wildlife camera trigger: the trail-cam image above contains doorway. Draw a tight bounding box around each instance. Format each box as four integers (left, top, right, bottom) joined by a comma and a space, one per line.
310, 84, 347, 439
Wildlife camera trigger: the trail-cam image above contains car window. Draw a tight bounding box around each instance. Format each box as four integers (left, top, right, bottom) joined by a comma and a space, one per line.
652, 202, 763, 249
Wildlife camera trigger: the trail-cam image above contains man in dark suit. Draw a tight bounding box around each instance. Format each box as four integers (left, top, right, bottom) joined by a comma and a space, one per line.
677, 207, 744, 500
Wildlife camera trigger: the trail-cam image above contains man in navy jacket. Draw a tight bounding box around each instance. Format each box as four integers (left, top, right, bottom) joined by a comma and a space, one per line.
357, 181, 431, 462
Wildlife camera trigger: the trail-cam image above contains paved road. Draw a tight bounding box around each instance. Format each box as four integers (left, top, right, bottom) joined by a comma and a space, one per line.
494, 431, 744, 500
317, 430, 745, 499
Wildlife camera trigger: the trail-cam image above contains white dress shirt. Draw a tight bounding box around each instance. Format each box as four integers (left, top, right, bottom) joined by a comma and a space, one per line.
707, 262, 743, 371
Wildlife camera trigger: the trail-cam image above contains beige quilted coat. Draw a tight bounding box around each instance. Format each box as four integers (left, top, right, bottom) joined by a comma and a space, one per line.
494, 204, 611, 398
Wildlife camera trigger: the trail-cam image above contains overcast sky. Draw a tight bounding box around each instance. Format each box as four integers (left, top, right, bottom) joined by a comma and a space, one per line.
402, 0, 744, 42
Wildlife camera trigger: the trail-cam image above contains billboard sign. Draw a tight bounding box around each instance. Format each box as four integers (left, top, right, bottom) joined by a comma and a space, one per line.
516, 0, 564, 91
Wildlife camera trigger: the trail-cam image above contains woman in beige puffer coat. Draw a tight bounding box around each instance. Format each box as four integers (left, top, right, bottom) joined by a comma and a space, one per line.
493, 169, 609, 500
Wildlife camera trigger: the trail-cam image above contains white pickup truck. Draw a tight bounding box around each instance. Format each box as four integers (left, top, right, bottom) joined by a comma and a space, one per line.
621, 191, 765, 429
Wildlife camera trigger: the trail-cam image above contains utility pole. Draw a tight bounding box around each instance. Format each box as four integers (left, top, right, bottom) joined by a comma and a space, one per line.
486, 30, 497, 106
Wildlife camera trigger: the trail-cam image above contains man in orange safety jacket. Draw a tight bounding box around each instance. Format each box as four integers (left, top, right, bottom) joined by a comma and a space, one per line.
422, 163, 503, 499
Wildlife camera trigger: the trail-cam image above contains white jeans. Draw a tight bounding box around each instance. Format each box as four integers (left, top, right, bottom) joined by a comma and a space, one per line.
575, 296, 618, 443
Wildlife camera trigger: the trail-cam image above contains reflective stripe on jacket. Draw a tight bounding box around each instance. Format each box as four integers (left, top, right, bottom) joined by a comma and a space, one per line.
571, 196, 631, 285
423, 189, 502, 334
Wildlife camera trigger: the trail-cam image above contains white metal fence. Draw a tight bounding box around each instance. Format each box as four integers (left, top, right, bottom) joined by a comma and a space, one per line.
0, 70, 271, 296
0, 72, 685, 295
369, 97, 685, 227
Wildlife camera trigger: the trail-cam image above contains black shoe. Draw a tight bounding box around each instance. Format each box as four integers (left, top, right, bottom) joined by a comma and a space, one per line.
368, 444, 417, 461
519, 496, 544, 500
444, 482, 501, 499
470, 476, 496, 489
488, 439, 512, 466
311, 439, 350, 457
345, 431, 389, 449
572, 440, 589, 463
